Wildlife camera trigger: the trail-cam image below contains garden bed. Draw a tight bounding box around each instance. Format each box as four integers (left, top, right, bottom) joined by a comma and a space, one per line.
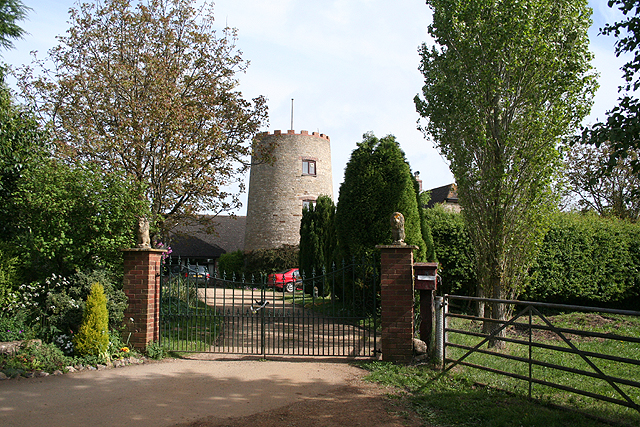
0, 339, 152, 380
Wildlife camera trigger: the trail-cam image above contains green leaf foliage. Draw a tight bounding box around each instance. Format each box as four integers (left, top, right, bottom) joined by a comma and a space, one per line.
216, 250, 244, 278
578, 1, 640, 177
0, 241, 20, 308
243, 245, 299, 278
13, 159, 148, 281
73, 283, 109, 357
299, 195, 337, 277
335, 132, 427, 260
416, 183, 436, 262
0, 0, 29, 51
424, 205, 476, 296
415, 0, 597, 305
47, 270, 127, 336
524, 212, 640, 307
0, 77, 50, 241
427, 208, 640, 307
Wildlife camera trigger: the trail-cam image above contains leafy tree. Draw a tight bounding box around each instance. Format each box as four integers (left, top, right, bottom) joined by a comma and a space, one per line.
0, 79, 49, 241
14, 159, 148, 281
17, 0, 268, 233
299, 195, 336, 294
579, 0, 640, 176
0, 0, 29, 53
335, 132, 427, 261
563, 142, 640, 220
216, 250, 244, 278
415, 0, 597, 342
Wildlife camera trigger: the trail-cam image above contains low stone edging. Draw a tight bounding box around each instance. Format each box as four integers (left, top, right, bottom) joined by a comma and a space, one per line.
0, 339, 42, 357
0, 339, 152, 380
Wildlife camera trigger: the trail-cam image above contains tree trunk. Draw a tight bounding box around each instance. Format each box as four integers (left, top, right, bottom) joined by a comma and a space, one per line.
482, 259, 506, 349
476, 284, 485, 318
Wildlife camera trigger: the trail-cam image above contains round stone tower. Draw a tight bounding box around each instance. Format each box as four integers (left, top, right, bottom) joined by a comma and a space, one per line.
244, 130, 333, 252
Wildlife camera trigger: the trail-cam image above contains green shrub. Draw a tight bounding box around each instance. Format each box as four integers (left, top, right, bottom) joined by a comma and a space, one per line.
243, 245, 299, 278
145, 341, 168, 360
299, 195, 337, 295
0, 341, 72, 375
73, 283, 109, 357
335, 133, 427, 261
0, 242, 20, 308
13, 160, 148, 282
524, 212, 640, 307
7, 269, 127, 341
217, 250, 244, 278
0, 311, 35, 342
424, 205, 476, 296
425, 208, 640, 307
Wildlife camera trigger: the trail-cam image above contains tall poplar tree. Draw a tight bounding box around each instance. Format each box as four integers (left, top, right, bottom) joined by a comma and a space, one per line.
415, 0, 597, 342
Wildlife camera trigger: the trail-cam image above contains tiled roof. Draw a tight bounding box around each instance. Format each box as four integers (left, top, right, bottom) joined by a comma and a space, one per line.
425, 184, 459, 208
168, 215, 246, 259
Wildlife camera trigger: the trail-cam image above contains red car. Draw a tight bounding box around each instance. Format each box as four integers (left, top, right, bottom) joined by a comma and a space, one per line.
267, 268, 302, 292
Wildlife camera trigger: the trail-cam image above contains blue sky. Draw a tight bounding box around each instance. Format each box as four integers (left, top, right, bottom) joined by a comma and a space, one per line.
2, 1, 633, 214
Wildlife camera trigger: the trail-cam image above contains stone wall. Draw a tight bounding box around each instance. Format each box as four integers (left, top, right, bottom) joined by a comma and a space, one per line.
244, 130, 333, 252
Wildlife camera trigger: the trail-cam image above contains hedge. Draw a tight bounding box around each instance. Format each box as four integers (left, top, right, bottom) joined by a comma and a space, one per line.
424, 205, 476, 296
425, 208, 640, 308
524, 212, 640, 307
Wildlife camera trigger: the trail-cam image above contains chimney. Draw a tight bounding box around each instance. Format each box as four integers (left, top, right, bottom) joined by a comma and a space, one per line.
414, 171, 422, 193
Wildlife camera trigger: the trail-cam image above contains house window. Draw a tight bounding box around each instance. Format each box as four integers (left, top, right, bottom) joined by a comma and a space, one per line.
303, 199, 315, 210
302, 159, 316, 176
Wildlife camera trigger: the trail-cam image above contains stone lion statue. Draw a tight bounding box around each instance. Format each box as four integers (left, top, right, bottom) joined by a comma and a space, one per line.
390, 212, 405, 244
136, 216, 151, 249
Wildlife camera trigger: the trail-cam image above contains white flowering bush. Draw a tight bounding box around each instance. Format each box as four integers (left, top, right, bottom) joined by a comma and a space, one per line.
5, 269, 126, 348
54, 333, 74, 355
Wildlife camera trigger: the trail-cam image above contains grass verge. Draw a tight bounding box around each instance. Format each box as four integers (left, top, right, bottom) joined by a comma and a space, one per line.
359, 361, 632, 427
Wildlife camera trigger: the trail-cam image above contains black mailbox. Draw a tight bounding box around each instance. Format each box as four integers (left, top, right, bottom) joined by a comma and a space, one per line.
414, 262, 438, 290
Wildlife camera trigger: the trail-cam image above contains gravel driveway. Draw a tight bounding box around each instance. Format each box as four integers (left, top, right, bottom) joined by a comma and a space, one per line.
0, 357, 425, 427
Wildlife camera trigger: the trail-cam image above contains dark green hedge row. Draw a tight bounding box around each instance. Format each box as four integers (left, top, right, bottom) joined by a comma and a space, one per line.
423, 205, 476, 296
426, 206, 640, 308
525, 213, 640, 307
243, 245, 299, 278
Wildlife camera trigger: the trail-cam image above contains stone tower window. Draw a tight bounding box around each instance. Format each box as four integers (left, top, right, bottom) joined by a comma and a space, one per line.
302, 159, 316, 176
303, 199, 315, 210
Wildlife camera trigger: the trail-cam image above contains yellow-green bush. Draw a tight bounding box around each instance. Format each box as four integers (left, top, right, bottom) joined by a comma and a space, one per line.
73, 283, 109, 357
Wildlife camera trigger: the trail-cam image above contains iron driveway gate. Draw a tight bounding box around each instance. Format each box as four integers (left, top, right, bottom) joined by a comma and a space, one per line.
159, 258, 379, 357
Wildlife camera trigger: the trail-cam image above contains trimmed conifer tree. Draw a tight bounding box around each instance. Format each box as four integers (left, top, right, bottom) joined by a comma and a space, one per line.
73, 283, 109, 357
299, 195, 336, 294
335, 132, 427, 260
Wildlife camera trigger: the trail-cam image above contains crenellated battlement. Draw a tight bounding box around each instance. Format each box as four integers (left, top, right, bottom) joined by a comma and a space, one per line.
246, 126, 333, 253
257, 129, 330, 141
